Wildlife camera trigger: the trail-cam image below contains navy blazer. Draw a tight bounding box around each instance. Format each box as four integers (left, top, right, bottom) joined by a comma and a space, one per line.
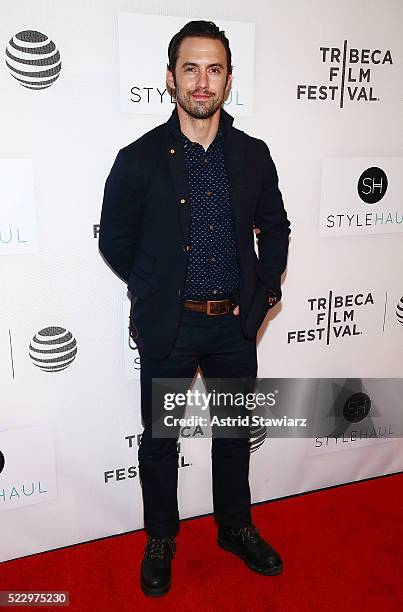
99, 106, 291, 359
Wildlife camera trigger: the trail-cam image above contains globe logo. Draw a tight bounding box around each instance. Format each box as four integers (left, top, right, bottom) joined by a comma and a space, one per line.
250, 424, 266, 453
5, 30, 61, 90
29, 327, 77, 372
396, 296, 403, 326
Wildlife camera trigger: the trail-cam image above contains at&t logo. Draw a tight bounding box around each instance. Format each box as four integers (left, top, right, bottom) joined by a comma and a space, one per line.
5, 30, 61, 90
29, 327, 77, 372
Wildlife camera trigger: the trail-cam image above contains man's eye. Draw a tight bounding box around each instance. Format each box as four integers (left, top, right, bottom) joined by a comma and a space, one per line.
185, 67, 196, 72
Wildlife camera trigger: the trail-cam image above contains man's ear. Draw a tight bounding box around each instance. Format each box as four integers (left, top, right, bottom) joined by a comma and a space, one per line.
166, 68, 175, 91
224, 72, 233, 100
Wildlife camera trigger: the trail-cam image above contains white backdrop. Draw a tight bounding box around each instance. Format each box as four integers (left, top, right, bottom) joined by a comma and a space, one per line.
1, 0, 402, 563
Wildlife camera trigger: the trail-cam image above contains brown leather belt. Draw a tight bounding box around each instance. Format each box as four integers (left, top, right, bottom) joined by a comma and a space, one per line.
184, 297, 237, 316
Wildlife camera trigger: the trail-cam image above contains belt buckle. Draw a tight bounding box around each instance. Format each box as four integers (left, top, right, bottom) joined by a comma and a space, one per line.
206, 299, 228, 316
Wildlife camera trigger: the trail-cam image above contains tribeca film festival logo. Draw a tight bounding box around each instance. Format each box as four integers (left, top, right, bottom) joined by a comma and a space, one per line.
297, 42, 393, 108
29, 327, 77, 372
103, 432, 192, 485
287, 291, 374, 345
5, 30, 61, 90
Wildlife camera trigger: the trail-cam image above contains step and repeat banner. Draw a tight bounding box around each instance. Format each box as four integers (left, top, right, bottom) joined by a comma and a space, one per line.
1, 0, 402, 562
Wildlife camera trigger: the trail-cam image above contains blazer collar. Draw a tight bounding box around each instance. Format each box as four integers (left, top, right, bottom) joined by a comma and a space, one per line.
166, 105, 235, 140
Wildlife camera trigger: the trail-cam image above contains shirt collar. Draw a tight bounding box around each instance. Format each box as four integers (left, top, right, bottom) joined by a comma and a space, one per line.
180, 120, 224, 156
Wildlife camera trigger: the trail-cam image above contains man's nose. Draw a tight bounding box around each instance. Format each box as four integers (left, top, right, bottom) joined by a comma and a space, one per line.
196, 69, 208, 89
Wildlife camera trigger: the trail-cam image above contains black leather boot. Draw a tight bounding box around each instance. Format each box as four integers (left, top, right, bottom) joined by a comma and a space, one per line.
140, 535, 176, 596
218, 524, 283, 575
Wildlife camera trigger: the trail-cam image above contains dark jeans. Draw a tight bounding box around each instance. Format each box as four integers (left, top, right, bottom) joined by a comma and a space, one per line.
137, 304, 258, 537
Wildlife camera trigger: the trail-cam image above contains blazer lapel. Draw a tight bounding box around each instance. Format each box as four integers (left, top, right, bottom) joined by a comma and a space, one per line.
222, 122, 245, 261
165, 110, 191, 246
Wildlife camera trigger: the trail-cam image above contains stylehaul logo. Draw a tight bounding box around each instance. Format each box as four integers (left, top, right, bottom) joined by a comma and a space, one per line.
325, 165, 400, 231
319, 158, 403, 237
118, 13, 255, 116
0, 427, 57, 511
312, 381, 396, 454
297, 41, 393, 108
357, 167, 388, 204
287, 291, 375, 345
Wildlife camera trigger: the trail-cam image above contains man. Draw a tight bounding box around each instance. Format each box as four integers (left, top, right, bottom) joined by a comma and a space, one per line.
99, 20, 291, 597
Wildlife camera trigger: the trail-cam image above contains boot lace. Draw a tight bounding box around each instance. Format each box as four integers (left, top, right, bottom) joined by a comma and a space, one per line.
231, 524, 261, 544
146, 536, 176, 560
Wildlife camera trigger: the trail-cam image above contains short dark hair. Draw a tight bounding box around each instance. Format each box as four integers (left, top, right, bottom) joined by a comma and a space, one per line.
167, 20, 232, 76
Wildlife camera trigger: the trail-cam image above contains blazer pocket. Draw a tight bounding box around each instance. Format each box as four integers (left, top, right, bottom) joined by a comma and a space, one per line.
128, 270, 158, 300
133, 248, 156, 275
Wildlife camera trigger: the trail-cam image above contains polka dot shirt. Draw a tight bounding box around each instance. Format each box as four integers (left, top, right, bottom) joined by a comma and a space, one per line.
180, 123, 240, 300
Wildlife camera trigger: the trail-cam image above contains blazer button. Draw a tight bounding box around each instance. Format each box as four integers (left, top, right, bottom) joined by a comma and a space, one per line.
180, 198, 186, 204
183, 244, 190, 251
170, 148, 175, 154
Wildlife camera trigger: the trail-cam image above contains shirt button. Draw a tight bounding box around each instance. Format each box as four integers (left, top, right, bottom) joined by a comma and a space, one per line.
183, 244, 190, 251
209, 256, 216, 262
207, 191, 213, 197
209, 224, 214, 230
213, 289, 218, 295
203, 158, 208, 163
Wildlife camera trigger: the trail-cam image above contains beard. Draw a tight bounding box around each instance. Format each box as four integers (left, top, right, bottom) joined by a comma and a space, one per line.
175, 86, 224, 119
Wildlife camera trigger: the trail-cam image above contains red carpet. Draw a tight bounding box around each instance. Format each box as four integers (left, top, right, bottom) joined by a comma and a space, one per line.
1, 473, 402, 611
